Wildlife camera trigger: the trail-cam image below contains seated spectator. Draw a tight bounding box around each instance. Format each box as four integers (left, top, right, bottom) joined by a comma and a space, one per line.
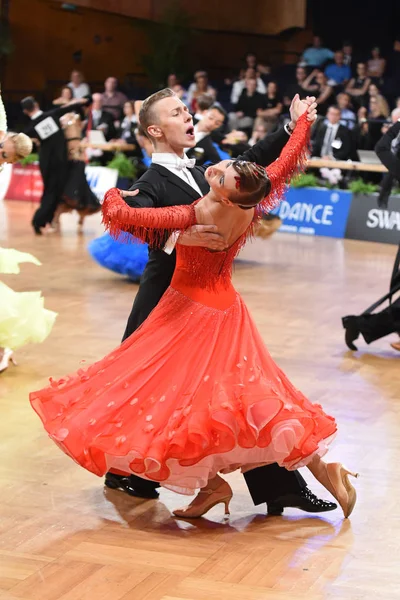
193, 94, 214, 124
244, 52, 271, 77
118, 101, 138, 144
53, 86, 74, 106
353, 107, 375, 151
302, 70, 334, 115
83, 93, 116, 142
68, 70, 91, 99
167, 73, 179, 88
312, 105, 352, 160
248, 118, 268, 146
370, 94, 390, 119
342, 41, 354, 69
101, 77, 128, 122
188, 105, 227, 165
325, 51, 351, 87
337, 93, 356, 129
368, 94, 390, 147
229, 76, 267, 134
367, 46, 386, 80
301, 35, 334, 67
187, 71, 216, 113
256, 81, 283, 132
230, 67, 266, 105
345, 63, 371, 108
283, 66, 308, 108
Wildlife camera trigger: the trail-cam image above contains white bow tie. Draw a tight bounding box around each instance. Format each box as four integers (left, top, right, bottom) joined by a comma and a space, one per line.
176, 156, 196, 170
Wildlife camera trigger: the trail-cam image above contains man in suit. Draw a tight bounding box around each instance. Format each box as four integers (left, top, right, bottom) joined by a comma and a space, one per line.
312, 106, 352, 160
105, 88, 338, 516
343, 120, 400, 352
83, 93, 116, 142
188, 104, 227, 165
21, 95, 90, 234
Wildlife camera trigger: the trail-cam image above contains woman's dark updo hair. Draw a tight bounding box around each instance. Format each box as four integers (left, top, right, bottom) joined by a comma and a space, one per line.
230, 160, 271, 207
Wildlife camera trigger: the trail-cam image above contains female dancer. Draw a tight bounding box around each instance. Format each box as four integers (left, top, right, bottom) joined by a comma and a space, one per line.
0, 248, 57, 372
52, 110, 101, 232
30, 114, 357, 519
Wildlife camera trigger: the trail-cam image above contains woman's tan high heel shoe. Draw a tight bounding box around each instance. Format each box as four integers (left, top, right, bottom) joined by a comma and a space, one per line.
173, 481, 233, 519
312, 462, 359, 518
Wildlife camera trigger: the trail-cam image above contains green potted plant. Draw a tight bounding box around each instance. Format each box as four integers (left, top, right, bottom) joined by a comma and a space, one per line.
18, 152, 39, 167
107, 153, 137, 188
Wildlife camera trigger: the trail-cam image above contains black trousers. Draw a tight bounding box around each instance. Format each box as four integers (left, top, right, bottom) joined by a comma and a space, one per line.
116, 264, 308, 506
351, 296, 400, 344
33, 163, 66, 229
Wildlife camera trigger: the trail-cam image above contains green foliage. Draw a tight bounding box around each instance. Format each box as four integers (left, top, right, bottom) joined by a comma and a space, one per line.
134, 2, 192, 88
291, 173, 320, 188
107, 153, 137, 179
19, 153, 39, 166
348, 178, 379, 195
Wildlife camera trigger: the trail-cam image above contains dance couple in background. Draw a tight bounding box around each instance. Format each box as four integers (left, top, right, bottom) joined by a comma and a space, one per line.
0, 92, 56, 372
21, 95, 100, 235
30, 89, 358, 520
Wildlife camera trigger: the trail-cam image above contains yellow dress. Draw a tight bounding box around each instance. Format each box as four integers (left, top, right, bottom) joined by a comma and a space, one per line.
0, 248, 57, 349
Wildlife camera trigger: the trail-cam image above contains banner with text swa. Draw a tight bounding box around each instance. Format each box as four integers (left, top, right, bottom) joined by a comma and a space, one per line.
272, 188, 353, 238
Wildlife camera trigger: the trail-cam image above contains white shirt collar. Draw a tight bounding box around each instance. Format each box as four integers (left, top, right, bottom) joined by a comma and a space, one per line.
31, 110, 43, 120
152, 152, 188, 167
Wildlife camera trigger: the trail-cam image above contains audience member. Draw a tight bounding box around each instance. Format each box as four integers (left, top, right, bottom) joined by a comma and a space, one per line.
68, 70, 91, 99
325, 51, 351, 87
83, 93, 116, 142
367, 46, 386, 80
229, 76, 267, 133
342, 41, 354, 69
53, 86, 74, 106
337, 93, 356, 129
193, 94, 215, 123
101, 77, 128, 121
188, 105, 227, 164
187, 71, 216, 113
283, 66, 308, 108
248, 117, 268, 146
345, 63, 371, 108
118, 101, 138, 144
302, 70, 334, 115
256, 81, 283, 132
301, 35, 334, 67
244, 52, 271, 76
230, 67, 266, 105
312, 105, 352, 160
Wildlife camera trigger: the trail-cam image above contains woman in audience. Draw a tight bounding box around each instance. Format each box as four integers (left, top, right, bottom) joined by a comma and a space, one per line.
345, 63, 371, 108
256, 81, 283, 132
367, 46, 386, 81
53, 86, 74, 106
230, 68, 266, 105
118, 101, 138, 143
187, 71, 216, 113
302, 70, 334, 116
248, 117, 268, 146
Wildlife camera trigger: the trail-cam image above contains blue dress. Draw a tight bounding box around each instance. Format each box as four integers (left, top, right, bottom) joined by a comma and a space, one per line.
88, 233, 148, 282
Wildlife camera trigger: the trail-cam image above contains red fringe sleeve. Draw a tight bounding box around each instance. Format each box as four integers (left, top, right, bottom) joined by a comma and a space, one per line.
101, 190, 197, 247
257, 113, 311, 216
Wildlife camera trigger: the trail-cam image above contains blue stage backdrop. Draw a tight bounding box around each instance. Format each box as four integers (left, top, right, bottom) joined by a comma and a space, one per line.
272, 188, 353, 238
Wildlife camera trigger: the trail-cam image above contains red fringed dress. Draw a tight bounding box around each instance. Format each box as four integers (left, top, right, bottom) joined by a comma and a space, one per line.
30, 115, 337, 494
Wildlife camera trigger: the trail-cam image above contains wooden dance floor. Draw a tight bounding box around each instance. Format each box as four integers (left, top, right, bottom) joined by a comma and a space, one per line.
1, 200, 399, 600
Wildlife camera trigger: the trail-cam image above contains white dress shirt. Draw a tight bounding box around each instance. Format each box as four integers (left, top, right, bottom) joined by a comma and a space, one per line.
230, 77, 266, 105
321, 123, 340, 157
151, 152, 203, 255
152, 152, 203, 196
68, 82, 91, 99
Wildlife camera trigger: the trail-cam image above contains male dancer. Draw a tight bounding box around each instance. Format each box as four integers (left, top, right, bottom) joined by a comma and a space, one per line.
343, 120, 400, 352
106, 88, 337, 516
